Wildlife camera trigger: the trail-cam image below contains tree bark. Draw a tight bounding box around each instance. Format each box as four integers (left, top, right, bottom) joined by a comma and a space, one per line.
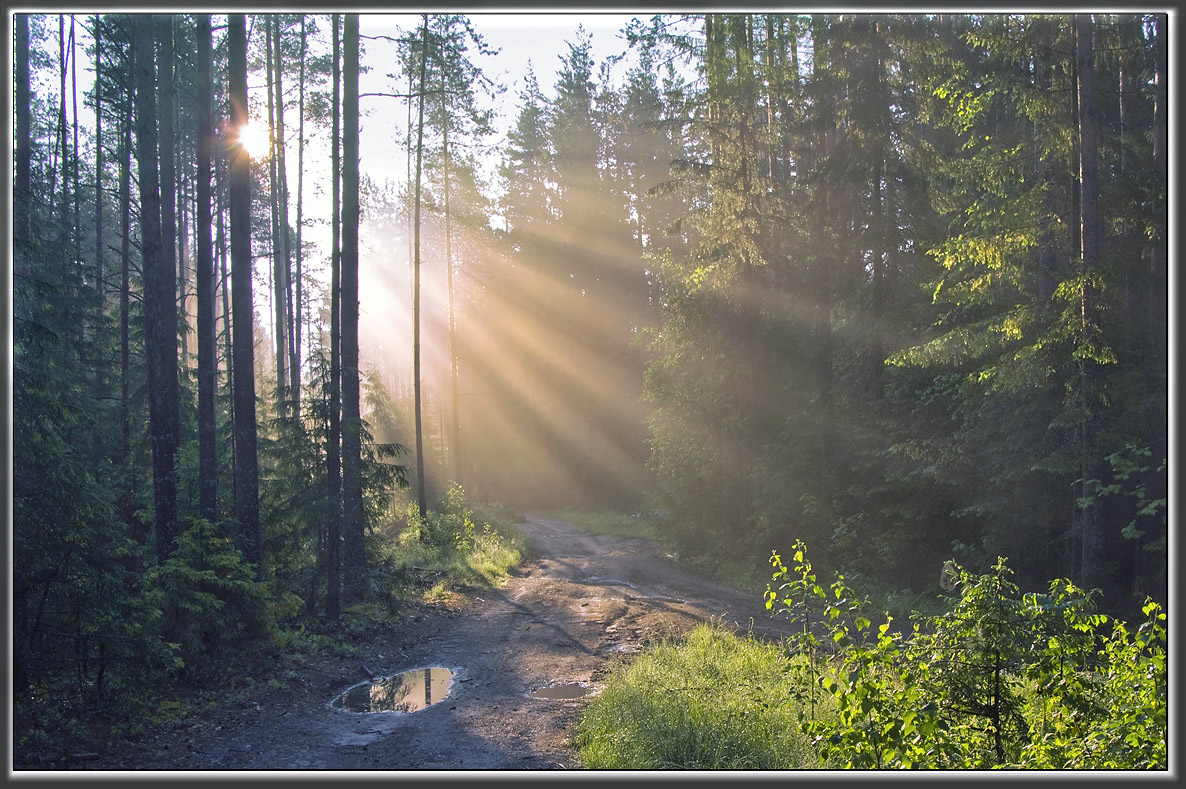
265, 18, 289, 414
196, 14, 218, 524
325, 12, 342, 620
412, 14, 430, 519
271, 17, 299, 417
217, 155, 235, 490
14, 14, 31, 263
810, 14, 834, 464
93, 14, 103, 296
71, 16, 81, 273
157, 14, 179, 381
54, 16, 66, 244
1075, 13, 1105, 594
119, 49, 132, 463
294, 16, 307, 418
340, 13, 365, 604
11, 15, 31, 691
134, 13, 180, 565
1149, 13, 1167, 428
229, 13, 262, 574
443, 118, 462, 485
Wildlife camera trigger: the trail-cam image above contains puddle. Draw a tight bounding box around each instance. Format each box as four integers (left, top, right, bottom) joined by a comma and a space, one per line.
528, 682, 595, 700
332, 667, 454, 713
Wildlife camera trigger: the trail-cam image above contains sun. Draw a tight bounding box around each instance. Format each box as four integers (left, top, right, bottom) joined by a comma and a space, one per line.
236, 120, 271, 159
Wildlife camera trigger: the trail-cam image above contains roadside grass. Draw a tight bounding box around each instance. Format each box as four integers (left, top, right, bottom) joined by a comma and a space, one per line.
354, 489, 530, 615
575, 623, 827, 769
379, 512, 529, 596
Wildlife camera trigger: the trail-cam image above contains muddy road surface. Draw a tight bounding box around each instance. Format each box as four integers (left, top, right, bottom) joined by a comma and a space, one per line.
88, 516, 795, 772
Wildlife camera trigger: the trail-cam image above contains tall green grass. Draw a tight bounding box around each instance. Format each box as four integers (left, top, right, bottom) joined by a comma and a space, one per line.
575, 624, 823, 769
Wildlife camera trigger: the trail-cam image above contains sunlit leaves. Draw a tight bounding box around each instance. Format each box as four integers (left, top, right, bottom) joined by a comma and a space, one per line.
768, 543, 1168, 769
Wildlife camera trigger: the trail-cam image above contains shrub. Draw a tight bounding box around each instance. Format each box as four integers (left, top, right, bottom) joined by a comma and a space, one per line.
382, 485, 526, 593
766, 541, 1168, 769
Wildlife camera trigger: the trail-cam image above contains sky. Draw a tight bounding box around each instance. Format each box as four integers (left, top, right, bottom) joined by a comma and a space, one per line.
356, 13, 648, 195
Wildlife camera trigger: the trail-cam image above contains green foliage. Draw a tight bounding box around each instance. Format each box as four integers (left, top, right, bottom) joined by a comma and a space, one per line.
641, 12, 1166, 615
766, 542, 1168, 769
1081, 444, 1167, 550
767, 541, 942, 769
1017, 596, 1168, 769
576, 624, 816, 769
402, 483, 477, 553
382, 485, 527, 594
150, 518, 275, 676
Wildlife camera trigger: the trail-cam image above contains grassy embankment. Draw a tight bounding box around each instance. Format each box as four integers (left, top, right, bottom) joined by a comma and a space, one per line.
576, 624, 825, 769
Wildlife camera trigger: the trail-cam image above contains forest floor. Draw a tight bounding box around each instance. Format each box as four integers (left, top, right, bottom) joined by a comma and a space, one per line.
78, 515, 797, 774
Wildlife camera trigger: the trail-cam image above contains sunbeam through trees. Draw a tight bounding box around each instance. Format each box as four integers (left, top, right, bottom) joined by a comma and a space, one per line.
11, 11, 1170, 769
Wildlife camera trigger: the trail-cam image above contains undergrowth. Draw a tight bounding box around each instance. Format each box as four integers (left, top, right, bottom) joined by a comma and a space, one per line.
395, 484, 527, 582
577, 542, 1167, 771
575, 623, 821, 769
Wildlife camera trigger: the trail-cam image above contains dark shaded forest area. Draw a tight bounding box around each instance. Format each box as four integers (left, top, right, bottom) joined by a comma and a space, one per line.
11, 11, 1169, 761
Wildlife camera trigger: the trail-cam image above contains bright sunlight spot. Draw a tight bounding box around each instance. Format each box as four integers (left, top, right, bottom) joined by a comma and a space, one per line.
236, 120, 271, 159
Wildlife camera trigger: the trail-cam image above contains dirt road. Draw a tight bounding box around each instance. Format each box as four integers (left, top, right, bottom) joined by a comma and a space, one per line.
88, 516, 794, 772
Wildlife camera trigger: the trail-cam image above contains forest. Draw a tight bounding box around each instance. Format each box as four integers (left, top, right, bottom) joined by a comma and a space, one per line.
11, 12, 1168, 764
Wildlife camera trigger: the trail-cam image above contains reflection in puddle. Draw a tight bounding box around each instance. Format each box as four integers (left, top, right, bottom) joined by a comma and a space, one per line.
333, 667, 454, 713
528, 682, 594, 700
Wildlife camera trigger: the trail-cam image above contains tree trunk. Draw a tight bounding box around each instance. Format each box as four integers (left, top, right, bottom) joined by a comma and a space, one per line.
868, 21, 887, 400
325, 13, 342, 620
271, 17, 299, 418
294, 16, 307, 419
443, 119, 461, 485
12, 16, 31, 689
218, 155, 235, 496
120, 61, 132, 463
266, 18, 289, 414
196, 14, 218, 525
340, 13, 365, 604
870, 150, 885, 400
71, 16, 81, 274
229, 13, 262, 574
157, 14, 179, 385
14, 14, 31, 264
811, 14, 834, 464
178, 161, 191, 371
1149, 13, 1167, 430
1075, 13, 1105, 595
54, 16, 66, 246
93, 14, 103, 296
412, 14, 430, 519
134, 13, 180, 566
